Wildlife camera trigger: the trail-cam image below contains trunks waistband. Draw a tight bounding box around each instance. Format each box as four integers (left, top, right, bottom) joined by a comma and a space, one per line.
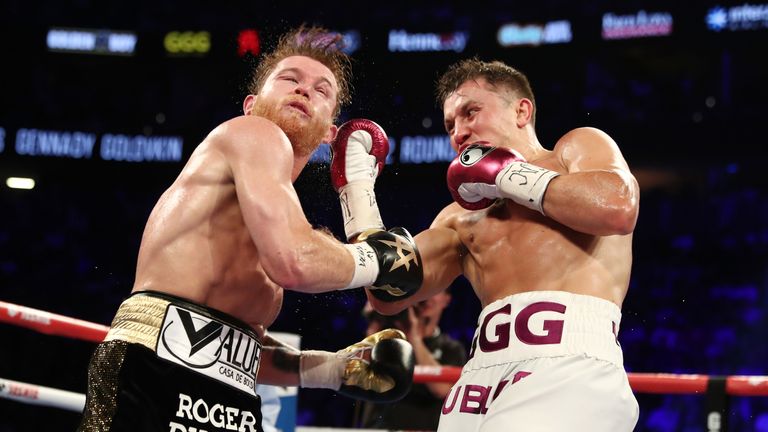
465, 291, 624, 370
105, 290, 262, 395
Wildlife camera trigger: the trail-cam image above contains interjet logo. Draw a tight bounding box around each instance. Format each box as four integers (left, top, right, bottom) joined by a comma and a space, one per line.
707, 7, 729, 31
707, 4, 768, 31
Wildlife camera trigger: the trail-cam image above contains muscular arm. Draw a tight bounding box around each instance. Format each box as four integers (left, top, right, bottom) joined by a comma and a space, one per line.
217, 116, 355, 292
541, 127, 639, 236
254, 333, 300, 386
367, 206, 464, 315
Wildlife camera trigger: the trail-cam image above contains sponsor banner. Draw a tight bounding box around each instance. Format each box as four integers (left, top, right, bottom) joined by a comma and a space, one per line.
47, 27, 137, 56
157, 305, 261, 396
237, 29, 261, 57
388, 30, 468, 52
707, 4, 768, 31
164, 31, 211, 56
498, 20, 573, 47
602, 10, 674, 39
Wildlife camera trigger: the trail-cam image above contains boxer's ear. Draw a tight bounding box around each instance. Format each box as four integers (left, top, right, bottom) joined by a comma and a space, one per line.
243, 94, 257, 115
323, 124, 338, 143
515, 98, 534, 128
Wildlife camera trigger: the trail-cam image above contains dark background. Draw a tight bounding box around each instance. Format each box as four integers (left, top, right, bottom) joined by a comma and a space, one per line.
1, 1, 768, 431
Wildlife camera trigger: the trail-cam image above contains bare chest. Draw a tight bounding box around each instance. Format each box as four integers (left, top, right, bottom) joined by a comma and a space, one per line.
455, 201, 553, 256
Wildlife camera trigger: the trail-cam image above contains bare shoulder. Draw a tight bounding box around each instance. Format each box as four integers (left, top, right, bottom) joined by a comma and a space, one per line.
206, 115, 293, 161
553, 127, 629, 172
430, 202, 464, 229
553, 127, 619, 154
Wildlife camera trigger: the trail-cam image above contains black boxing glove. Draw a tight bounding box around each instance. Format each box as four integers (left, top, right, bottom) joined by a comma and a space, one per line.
299, 329, 415, 403
342, 227, 423, 301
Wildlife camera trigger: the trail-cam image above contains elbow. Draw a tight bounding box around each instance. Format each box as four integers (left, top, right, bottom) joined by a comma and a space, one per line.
265, 253, 312, 290
605, 201, 638, 235
273, 276, 304, 292
608, 174, 639, 235
597, 176, 639, 235
365, 290, 409, 315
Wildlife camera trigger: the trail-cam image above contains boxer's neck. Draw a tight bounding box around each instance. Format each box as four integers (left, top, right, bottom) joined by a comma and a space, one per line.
292, 153, 312, 181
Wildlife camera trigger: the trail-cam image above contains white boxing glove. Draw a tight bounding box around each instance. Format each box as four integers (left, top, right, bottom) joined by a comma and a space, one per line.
330, 119, 389, 240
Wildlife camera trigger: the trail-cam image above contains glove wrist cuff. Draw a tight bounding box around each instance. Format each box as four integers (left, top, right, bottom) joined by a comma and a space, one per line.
342, 242, 380, 289
299, 350, 343, 390
339, 181, 384, 241
495, 161, 559, 215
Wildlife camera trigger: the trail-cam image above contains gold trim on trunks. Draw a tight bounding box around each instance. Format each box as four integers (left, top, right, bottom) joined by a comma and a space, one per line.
104, 294, 169, 351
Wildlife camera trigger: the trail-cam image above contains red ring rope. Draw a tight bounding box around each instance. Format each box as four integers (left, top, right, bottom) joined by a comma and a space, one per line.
3, 300, 768, 397
0, 300, 109, 343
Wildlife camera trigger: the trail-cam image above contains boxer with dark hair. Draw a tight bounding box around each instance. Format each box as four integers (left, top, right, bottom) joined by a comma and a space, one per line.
356, 58, 640, 431
77, 26, 419, 432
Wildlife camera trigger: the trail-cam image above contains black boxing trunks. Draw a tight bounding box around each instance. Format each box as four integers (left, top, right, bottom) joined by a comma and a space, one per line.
77, 291, 263, 432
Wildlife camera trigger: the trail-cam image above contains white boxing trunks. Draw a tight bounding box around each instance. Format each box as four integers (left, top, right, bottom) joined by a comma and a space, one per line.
437, 291, 639, 432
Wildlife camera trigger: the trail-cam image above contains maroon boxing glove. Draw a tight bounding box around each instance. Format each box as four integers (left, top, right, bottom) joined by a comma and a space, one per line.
446, 143, 560, 213
330, 119, 389, 239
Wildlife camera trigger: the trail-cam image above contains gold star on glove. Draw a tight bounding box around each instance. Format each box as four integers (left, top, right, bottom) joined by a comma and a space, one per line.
376, 237, 420, 272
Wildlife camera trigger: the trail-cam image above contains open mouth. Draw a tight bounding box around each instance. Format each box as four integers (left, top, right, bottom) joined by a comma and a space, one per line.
458, 141, 491, 152
286, 101, 310, 117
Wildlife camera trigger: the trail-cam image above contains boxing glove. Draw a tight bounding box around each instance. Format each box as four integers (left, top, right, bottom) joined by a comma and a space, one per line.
343, 227, 423, 301
299, 328, 415, 403
446, 143, 560, 214
330, 119, 389, 240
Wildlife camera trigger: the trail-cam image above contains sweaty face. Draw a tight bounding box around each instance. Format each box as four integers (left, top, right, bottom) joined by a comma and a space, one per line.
442, 78, 521, 153
251, 56, 339, 157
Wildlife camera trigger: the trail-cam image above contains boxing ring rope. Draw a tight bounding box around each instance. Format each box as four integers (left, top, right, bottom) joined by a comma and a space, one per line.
0, 377, 86, 412
0, 300, 110, 343
2, 300, 768, 430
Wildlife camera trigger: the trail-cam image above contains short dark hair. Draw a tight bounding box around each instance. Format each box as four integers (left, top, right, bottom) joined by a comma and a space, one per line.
248, 25, 352, 118
436, 58, 536, 126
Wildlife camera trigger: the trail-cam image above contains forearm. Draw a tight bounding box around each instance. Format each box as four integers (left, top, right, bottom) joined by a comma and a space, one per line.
419, 229, 463, 294
253, 213, 362, 293
241, 180, 356, 293
366, 228, 460, 315
542, 170, 639, 236
287, 230, 357, 292
257, 329, 415, 404
257, 346, 300, 386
